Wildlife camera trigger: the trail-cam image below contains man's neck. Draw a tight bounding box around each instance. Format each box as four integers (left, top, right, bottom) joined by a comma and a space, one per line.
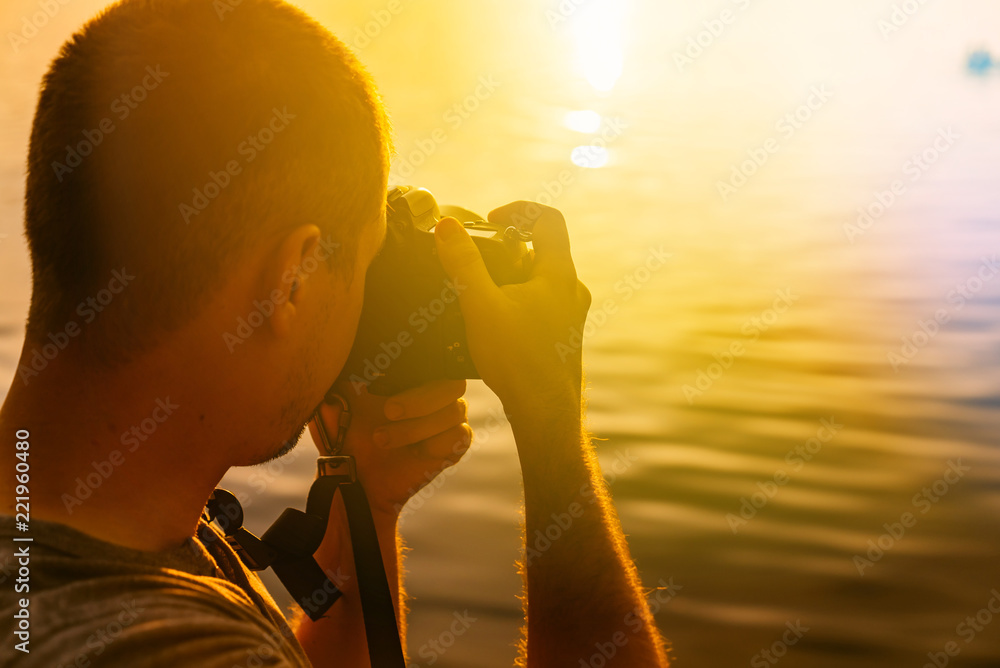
0, 350, 232, 553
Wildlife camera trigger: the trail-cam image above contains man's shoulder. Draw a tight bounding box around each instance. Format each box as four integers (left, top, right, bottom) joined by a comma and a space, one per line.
0, 512, 253, 608
0, 515, 310, 667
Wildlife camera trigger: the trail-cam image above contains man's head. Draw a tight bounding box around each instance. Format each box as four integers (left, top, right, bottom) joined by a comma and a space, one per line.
23, 0, 391, 462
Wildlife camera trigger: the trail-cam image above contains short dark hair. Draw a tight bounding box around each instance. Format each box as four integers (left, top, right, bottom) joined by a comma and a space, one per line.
24, 0, 391, 364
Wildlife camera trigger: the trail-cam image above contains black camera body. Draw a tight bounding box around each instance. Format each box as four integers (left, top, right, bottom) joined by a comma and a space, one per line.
337, 186, 532, 396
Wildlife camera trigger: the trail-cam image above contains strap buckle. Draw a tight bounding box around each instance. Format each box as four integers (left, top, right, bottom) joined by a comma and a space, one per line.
317, 455, 357, 482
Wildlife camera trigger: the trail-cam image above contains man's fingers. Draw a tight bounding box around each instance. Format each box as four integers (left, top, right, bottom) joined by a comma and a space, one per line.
435, 217, 502, 309
375, 398, 468, 449
383, 379, 466, 421
419, 423, 473, 462
488, 201, 576, 282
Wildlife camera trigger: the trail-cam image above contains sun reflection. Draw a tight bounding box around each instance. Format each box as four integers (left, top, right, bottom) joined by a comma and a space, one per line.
564, 109, 603, 133
571, 0, 628, 93
571, 145, 609, 169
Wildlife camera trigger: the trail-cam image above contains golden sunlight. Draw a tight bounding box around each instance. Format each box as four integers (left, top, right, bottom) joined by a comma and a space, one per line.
571, 0, 628, 92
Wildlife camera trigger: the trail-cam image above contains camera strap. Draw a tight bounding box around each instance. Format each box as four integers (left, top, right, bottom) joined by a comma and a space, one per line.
205, 396, 405, 668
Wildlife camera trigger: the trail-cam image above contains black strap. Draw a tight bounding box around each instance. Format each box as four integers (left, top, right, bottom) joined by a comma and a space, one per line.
206, 403, 405, 667
339, 480, 406, 666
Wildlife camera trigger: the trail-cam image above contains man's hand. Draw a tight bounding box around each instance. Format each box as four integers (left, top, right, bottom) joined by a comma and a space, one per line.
308, 378, 472, 522
434, 202, 592, 419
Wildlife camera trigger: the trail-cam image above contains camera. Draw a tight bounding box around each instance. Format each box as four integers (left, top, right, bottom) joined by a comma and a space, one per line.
337, 186, 533, 396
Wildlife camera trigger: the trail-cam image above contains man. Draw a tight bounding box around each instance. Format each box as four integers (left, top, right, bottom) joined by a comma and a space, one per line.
0, 0, 670, 665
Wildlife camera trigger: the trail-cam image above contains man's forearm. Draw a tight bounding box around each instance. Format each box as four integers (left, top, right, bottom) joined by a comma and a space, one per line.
294, 495, 406, 667
510, 401, 669, 667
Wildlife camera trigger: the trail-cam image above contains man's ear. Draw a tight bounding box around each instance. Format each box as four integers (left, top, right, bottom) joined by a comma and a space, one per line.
268, 224, 324, 339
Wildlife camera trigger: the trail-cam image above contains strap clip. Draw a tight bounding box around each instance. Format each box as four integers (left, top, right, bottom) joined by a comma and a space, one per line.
317, 455, 357, 482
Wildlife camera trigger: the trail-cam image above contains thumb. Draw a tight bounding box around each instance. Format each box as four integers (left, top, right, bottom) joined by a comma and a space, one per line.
434, 217, 501, 303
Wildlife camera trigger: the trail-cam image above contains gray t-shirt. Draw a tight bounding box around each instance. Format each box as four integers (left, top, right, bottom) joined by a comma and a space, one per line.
0, 514, 312, 667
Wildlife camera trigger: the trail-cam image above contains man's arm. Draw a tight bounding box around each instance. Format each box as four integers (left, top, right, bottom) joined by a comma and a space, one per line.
510, 403, 668, 666
435, 203, 670, 667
